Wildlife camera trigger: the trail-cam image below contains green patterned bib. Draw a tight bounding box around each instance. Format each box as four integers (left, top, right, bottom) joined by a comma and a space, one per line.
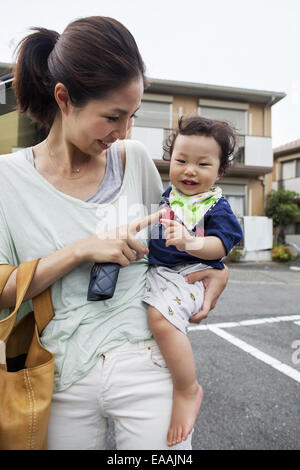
169, 185, 222, 230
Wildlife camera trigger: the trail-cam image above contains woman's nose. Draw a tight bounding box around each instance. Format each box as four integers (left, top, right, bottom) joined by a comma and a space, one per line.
114, 120, 129, 140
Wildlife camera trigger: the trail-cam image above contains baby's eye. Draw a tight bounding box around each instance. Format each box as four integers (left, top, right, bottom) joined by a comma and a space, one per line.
176, 159, 185, 163
199, 163, 209, 166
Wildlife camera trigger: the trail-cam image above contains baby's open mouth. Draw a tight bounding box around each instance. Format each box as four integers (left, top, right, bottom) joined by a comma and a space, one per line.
182, 180, 198, 185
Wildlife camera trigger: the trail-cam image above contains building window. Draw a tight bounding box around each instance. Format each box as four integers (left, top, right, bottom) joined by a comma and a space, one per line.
131, 100, 172, 159
134, 100, 172, 129
219, 183, 246, 217
282, 160, 295, 179
198, 106, 247, 135
225, 195, 245, 217
296, 159, 300, 178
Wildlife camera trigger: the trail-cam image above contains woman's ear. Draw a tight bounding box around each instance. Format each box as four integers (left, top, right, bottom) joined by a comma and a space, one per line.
54, 83, 71, 114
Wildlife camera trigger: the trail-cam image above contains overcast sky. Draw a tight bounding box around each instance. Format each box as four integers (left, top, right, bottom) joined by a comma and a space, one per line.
1, 0, 299, 148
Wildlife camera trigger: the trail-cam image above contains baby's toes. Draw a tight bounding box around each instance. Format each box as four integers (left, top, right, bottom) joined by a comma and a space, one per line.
182, 425, 191, 442
167, 427, 175, 447
175, 426, 184, 445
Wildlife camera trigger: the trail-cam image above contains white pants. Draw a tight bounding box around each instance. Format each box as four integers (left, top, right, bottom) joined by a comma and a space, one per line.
47, 338, 193, 450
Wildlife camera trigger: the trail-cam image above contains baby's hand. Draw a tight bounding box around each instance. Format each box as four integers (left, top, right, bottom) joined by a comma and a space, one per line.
161, 219, 195, 251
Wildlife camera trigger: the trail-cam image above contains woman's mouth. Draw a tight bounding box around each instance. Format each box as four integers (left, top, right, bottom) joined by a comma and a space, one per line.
97, 140, 112, 150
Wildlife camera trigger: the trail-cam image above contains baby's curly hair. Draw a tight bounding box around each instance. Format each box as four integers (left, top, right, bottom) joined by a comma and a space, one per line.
163, 114, 237, 175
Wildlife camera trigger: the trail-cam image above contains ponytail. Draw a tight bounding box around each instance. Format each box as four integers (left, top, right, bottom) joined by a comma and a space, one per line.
13, 28, 59, 129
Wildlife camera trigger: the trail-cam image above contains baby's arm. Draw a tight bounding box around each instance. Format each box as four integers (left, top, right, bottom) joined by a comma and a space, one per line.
185, 235, 226, 260
161, 218, 226, 260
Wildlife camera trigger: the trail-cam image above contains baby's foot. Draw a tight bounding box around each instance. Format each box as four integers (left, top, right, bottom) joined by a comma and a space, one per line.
167, 383, 203, 447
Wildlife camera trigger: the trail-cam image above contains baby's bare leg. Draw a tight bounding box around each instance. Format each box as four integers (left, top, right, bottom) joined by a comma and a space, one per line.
147, 306, 203, 447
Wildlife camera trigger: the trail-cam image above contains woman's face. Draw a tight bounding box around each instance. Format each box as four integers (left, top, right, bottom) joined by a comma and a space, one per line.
64, 77, 144, 156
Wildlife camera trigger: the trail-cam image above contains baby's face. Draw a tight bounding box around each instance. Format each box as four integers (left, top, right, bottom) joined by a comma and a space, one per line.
169, 134, 221, 195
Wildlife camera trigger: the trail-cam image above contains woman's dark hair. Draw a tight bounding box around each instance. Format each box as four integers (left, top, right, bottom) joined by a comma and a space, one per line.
163, 114, 237, 175
13, 16, 147, 129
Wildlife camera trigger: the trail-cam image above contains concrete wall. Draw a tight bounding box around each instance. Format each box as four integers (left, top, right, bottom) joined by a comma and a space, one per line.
285, 235, 300, 247
244, 136, 273, 167
243, 216, 273, 251
248, 103, 264, 136
247, 178, 265, 216
172, 95, 198, 127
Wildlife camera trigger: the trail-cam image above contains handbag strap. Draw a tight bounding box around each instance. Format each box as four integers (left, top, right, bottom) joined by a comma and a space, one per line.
0, 260, 54, 342
0, 265, 16, 295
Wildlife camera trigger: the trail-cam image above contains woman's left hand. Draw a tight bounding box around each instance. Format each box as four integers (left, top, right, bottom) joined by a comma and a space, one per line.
185, 265, 229, 324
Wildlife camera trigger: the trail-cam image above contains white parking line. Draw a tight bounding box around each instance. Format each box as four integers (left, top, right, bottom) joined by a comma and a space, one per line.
229, 280, 300, 286
188, 314, 300, 384
188, 314, 300, 330
208, 326, 300, 384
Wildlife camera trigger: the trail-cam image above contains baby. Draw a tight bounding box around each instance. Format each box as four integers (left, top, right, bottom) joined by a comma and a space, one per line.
143, 115, 243, 447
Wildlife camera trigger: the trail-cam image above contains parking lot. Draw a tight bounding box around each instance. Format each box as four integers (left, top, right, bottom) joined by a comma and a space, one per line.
189, 263, 300, 450
107, 262, 300, 450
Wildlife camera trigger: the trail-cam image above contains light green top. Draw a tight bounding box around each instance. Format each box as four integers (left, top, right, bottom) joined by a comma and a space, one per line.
0, 140, 163, 391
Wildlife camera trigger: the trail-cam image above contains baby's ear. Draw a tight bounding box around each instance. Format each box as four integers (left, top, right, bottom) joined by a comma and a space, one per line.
217, 168, 224, 180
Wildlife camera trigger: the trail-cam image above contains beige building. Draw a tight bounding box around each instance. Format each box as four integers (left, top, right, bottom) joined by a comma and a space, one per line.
129, 78, 286, 258
0, 63, 45, 154
272, 139, 300, 246
131, 78, 285, 220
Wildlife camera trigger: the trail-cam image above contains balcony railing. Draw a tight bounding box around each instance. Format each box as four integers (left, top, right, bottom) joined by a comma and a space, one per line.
130, 126, 172, 159
131, 126, 273, 168
233, 135, 245, 164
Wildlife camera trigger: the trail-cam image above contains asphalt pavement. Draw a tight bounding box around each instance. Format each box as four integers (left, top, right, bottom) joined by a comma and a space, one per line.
106, 261, 300, 450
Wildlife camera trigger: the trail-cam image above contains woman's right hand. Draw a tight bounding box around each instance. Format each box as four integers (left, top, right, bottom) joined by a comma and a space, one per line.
76, 209, 165, 266
186, 265, 229, 323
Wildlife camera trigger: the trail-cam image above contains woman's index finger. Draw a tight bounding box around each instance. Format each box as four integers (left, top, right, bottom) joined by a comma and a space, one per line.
160, 219, 180, 227
129, 209, 166, 234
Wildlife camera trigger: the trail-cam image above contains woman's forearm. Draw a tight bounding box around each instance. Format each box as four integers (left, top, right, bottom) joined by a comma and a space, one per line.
0, 240, 83, 309
0, 210, 161, 310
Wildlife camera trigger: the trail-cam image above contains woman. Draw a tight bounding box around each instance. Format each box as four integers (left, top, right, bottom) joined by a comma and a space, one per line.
0, 16, 228, 450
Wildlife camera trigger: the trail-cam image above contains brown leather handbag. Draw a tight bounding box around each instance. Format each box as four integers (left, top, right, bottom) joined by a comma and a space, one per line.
0, 259, 55, 450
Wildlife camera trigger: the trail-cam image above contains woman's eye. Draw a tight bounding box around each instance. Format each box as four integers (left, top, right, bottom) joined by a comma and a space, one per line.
106, 116, 119, 122
106, 114, 137, 122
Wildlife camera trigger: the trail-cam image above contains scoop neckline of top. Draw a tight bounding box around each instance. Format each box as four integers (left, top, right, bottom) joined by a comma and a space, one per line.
21, 142, 129, 209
